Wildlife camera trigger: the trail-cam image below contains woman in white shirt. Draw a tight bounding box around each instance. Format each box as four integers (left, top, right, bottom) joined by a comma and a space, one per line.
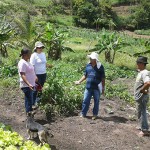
30, 41, 47, 106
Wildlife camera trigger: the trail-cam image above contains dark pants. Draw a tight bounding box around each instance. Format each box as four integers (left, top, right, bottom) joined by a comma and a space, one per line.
33, 73, 46, 105
21, 87, 33, 113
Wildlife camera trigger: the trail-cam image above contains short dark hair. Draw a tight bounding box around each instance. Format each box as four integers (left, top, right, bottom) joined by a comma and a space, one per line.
19, 48, 31, 57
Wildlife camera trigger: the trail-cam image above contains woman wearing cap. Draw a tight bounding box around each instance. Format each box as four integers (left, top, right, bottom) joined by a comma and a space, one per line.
75, 52, 105, 120
18, 48, 37, 113
30, 41, 51, 106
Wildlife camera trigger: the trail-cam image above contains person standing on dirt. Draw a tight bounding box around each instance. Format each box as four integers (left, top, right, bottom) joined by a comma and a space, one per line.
30, 41, 52, 107
75, 52, 105, 120
134, 56, 150, 136
18, 48, 37, 114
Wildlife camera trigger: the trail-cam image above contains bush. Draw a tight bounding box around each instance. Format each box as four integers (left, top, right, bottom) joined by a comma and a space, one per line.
40, 60, 85, 118
130, 0, 150, 29
105, 82, 134, 105
0, 65, 18, 78
0, 123, 51, 149
72, 0, 118, 29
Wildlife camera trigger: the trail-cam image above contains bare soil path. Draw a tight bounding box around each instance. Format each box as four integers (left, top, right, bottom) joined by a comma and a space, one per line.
0, 79, 150, 150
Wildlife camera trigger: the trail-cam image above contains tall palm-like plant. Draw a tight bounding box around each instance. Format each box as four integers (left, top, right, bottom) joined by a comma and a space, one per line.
0, 16, 13, 57
42, 23, 72, 60
90, 29, 128, 64
14, 12, 41, 50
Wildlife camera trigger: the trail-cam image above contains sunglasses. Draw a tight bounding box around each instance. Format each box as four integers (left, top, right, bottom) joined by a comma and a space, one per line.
37, 47, 43, 49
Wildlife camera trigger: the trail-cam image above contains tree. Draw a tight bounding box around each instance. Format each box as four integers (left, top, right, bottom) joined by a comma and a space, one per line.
131, 0, 150, 29
0, 16, 13, 57
90, 29, 128, 64
41, 23, 73, 60
14, 12, 41, 50
72, 0, 117, 29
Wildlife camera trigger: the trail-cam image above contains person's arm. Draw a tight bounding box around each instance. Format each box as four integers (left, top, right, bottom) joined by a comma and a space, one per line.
140, 81, 150, 94
101, 78, 105, 95
140, 71, 150, 94
74, 75, 86, 85
101, 65, 105, 95
20, 72, 33, 90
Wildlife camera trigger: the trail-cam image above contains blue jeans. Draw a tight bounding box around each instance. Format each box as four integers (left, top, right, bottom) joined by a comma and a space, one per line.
21, 87, 33, 113
33, 73, 46, 105
81, 88, 100, 116
137, 94, 149, 131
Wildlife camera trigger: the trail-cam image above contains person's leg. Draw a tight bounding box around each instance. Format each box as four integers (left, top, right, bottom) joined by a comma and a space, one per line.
21, 87, 33, 113
137, 102, 142, 120
81, 89, 92, 116
136, 101, 142, 130
140, 95, 149, 131
37, 74, 46, 87
34, 74, 46, 104
93, 89, 100, 116
32, 89, 37, 105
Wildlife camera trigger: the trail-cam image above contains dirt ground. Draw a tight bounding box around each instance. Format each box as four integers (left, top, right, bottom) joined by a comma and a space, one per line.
0, 79, 150, 150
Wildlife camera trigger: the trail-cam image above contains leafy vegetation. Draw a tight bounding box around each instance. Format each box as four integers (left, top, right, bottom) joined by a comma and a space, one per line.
72, 0, 118, 29
105, 82, 134, 105
0, 123, 51, 150
90, 29, 129, 63
0, 16, 13, 57
130, 0, 150, 29
134, 29, 150, 36
41, 23, 73, 60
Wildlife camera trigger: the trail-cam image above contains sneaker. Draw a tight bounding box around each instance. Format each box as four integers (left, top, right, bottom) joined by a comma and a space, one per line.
32, 105, 38, 110
136, 126, 141, 130
80, 114, 86, 118
92, 115, 97, 120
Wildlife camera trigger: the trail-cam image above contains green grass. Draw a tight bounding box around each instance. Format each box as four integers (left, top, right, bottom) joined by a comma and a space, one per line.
33, 0, 51, 7
110, 0, 135, 5
134, 29, 150, 36
54, 14, 73, 26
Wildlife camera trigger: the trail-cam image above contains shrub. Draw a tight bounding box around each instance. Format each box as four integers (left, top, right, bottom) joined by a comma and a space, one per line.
130, 0, 150, 29
72, 0, 118, 29
40, 60, 84, 118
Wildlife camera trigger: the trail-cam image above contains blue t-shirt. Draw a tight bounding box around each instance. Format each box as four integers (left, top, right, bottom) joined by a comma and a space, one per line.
84, 63, 105, 89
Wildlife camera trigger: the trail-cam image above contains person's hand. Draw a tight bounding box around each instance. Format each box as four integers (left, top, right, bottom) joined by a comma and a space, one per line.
74, 81, 80, 85
35, 76, 38, 83
140, 89, 148, 94
102, 89, 105, 96
28, 84, 34, 90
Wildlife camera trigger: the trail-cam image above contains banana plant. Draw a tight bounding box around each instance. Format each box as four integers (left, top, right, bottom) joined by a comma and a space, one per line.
41, 23, 73, 60
14, 12, 41, 50
0, 16, 13, 57
90, 29, 128, 64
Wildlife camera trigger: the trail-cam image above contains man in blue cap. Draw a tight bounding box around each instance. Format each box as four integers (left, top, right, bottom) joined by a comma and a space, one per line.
134, 56, 150, 136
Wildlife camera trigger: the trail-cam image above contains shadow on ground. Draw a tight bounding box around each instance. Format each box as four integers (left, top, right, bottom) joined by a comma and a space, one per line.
101, 115, 128, 123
